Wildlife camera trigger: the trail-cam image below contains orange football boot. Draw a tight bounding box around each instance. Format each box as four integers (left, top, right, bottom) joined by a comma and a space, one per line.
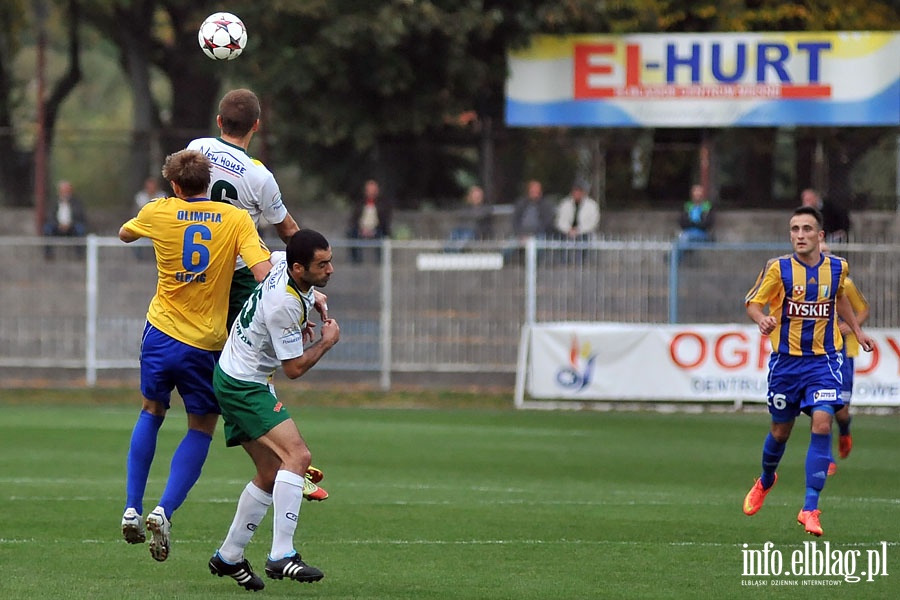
797, 509, 823, 537
743, 473, 777, 516
838, 435, 852, 459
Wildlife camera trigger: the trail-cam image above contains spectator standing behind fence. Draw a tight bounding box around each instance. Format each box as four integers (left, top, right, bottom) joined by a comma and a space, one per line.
447, 185, 493, 250
678, 184, 715, 244
511, 179, 555, 242
43, 180, 88, 259
505, 179, 555, 263
347, 179, 392, 263
801, 188, 850, 243
134, 177, 165, 212
554, 179, 600, 242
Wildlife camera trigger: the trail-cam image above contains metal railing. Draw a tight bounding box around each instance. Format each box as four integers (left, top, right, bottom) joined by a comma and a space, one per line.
1, 235, 897, 388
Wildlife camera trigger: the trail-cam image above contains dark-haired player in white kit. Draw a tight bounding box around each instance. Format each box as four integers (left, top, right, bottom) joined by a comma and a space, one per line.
209, 229, 339, 591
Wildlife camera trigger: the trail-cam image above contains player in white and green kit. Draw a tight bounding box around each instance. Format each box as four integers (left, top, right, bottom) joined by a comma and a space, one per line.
187, 89, 300, 329
209, 229, 339, 591
189, 89, 328, 501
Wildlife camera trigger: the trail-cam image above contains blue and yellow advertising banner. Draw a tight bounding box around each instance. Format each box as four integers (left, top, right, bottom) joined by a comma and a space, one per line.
505, 32, 900, 127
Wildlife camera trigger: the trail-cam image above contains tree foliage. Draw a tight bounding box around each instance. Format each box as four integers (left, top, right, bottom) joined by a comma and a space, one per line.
222, 1, 631, 205
223, 0, 899, 206
2, 0, 898, 210
79, 0, 226, 194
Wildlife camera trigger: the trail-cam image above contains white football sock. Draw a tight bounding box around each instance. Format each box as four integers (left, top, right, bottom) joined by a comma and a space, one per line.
218, 482, 272, 563
270, 469, 304, 559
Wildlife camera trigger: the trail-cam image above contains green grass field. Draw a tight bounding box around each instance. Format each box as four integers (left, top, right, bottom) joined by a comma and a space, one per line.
0, 390, 897, 599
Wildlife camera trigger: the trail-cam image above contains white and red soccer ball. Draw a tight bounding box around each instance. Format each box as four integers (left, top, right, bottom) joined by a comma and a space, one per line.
198, 13, 247, 61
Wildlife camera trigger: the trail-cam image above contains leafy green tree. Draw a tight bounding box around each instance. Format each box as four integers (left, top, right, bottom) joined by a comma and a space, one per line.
221, 1, 628, 207
0, 0, 82, 210
6, 0, 898, 213
80, 0, 225, 197
225, 0, 898, 208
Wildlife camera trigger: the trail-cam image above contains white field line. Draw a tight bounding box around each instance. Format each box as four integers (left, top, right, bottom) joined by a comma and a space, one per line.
7, 494, 900, 508
1, 538, 897, 549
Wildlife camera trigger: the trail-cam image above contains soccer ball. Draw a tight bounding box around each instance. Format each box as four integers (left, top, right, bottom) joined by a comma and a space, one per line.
198, 13, 247, 61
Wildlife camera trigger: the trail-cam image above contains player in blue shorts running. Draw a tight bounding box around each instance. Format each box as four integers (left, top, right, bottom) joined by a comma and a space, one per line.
741, 205, 874, 537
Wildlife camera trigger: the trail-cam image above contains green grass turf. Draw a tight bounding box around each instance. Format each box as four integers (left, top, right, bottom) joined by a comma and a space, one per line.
0, 392, 897, 599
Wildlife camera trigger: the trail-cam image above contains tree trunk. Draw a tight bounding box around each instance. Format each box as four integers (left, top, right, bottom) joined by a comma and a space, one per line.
120, 2, 158, 208
41, 0, 82, 159
0, 41, 32, 206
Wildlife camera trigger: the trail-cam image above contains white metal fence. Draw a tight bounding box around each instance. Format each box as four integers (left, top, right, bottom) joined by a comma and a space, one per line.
1, 235, 898, 388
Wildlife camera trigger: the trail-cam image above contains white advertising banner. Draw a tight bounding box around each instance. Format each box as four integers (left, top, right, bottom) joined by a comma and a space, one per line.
526, 323, 900, 406
506, 32, 900, 127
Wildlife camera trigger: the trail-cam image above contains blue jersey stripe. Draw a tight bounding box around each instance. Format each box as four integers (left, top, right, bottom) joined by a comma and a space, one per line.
777, 256, 793, 355
799, 256, 819, 352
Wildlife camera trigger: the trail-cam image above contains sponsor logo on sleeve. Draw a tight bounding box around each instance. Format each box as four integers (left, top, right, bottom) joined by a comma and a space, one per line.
280, 325, 303, 345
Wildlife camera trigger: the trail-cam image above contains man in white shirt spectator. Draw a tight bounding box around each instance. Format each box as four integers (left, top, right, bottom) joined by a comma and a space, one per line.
555, 179, 600, 242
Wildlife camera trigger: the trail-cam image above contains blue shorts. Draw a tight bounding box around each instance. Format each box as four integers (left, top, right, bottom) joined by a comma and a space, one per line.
840, 349, 854, 404
139, 322, 222, 415
765, 353, 844, 423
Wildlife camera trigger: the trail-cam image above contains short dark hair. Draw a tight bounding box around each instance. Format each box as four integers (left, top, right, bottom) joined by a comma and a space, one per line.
218, 89, 261, 137
286, 229, 330, 269
793, 205, 823, 229
161, 150, 211, 197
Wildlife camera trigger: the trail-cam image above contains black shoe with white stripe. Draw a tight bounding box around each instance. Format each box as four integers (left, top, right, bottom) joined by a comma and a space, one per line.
209, 552, 265, 591
264, 553, 324, 583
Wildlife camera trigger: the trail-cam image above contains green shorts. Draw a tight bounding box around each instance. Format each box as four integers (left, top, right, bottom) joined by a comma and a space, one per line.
213, 364, 291, 447
228, 267, 259, 331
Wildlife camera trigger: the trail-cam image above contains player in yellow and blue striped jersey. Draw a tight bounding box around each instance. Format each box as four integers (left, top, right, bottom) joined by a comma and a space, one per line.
741, 205, 874, 537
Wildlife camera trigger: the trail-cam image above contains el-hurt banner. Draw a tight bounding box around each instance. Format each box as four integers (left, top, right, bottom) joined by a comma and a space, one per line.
506, 32, 900, 127
526, 323, 900, 406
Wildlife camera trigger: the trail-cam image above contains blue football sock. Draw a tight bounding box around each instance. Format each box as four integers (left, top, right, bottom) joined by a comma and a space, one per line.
838, 416, 851, 436
158, 428, 213, 518
803, 431, 832, 511
760, 432, 785, 489
125, 410, 165, 515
